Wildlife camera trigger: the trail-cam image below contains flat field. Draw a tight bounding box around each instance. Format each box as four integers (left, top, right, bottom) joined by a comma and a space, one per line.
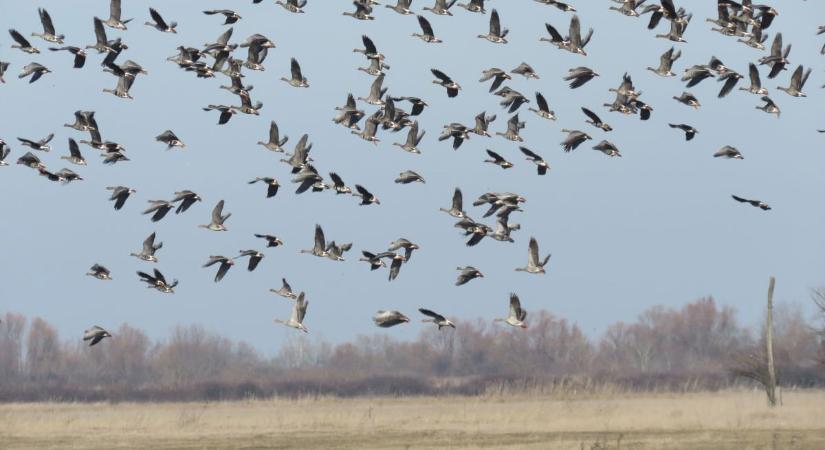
2, 390, 825, 449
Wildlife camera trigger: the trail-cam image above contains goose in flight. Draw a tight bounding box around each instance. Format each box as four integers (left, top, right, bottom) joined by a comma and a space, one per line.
419, 309, 455, 329
18, 63, 51, 83
143, 200, 174, 223
496, 114, 525, 142
732, 195, 771, 211
203, 256, 235, 283
478, 9, 508, 44
104, 0, 133, 29
354, 184, 380, 205
739, 63, 768, 95
328, 172, 352, 195
564, 66, 598, 88
673, 91, 700, 108
494, 294, 528, 329
395, 170, 425, 184
440, 187, 467, 218
199, 200, 231, 231
373, 310, 410, 328
276, 0, 308, 13
49, 46, 86, 68
270, 278, 298, 300
32, 8, 64, 43
359, 74, 388, 106
282, 58, 309, 87
714, 145, 744, 159
484, 149, 513, 169
480, 68, 511, 93
171, 190, 201, 214
424, 0, 457, 16
458, 0, 486, 13
86, 264, 112, 281
510, 63, 539, 80
593, 140, 622, 157
249, 177, 280, 198
236, 250, 264, 271
582, 107, 612, 132
668, 123, 697, 141
254, 234, 284, 248
130, 232, 163, 262
203, 9, 241, 25
393, 120, 425, 154
535, 0, 576, 11
0, 61, 9, 83
137, 268, 177, 293
388, 238, 419, 262
145, 8, 177, 33
386, 0, 413, 15
520, 146, 549, 175
155, 130, 185, 149
18, 134, 54, 152
455, 266, 483, 286
106, 186, 135, 210
343, 1, 375, 20
646, 47, 681, 77
360, 251, 389, 270
777, 65, 811, 97
755, 96, 780, 117
516, 237, 550, 274
413, 15, 442, 43
528, 92, 556, 120
275, 292, 309, 333
17, 152, 45, 170
83, 326, 112, 346
431, 69, 461, 98
301, 225, 329, 258
387, 253, 406, 281
9, 29, 40, 53
470, 112, 496, 137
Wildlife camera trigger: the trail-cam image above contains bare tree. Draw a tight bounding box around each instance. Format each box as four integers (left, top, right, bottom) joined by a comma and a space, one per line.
0, 313, 27, 383
25, 317, 61, 381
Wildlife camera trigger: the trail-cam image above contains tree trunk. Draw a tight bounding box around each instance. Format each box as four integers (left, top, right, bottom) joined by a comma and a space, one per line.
765, 276, 777, 407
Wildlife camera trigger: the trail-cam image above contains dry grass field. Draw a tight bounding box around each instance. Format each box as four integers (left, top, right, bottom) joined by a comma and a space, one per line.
2, 390, 825, 449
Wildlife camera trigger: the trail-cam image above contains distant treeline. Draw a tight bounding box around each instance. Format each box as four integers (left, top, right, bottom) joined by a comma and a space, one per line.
1, 295, 824, 402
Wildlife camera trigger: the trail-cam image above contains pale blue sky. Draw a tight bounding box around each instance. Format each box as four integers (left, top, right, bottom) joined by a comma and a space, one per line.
0, 1, 823, 351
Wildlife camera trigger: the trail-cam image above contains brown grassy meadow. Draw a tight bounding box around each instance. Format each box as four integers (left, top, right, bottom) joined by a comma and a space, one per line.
2, 390, 825, 449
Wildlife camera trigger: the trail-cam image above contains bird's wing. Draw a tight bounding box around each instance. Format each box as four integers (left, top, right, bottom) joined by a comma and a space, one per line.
418, 15, 435, 36
290, 58, 302, 79
142, 232, 156, 252
528, 237, 540, 266
452, 188, 463, 210
314, 224, 325, 250
431, 68, 450, 82
519, 146, 540, 159
419, 308, 445, 321
40, 8, 56, 35
581, 107, 601, 123
362, 34, 377, 54
211, 200, 225, 223
149, 8, 168, 28
535, 92, 549, 112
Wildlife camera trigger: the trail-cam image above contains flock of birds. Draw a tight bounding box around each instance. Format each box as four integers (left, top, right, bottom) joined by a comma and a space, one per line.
0, 0, 822, 345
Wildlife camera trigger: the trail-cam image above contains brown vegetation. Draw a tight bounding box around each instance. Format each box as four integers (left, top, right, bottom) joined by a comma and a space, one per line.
1, 295, 823, 402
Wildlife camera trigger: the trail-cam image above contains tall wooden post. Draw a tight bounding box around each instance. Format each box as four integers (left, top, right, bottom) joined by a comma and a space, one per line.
765, 276, 777, 407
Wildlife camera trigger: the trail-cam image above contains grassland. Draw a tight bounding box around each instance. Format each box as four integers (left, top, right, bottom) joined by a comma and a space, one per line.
2, 390, 825, 449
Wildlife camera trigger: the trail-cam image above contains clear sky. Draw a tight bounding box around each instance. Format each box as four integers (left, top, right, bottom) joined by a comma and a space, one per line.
1, 1, 823, 352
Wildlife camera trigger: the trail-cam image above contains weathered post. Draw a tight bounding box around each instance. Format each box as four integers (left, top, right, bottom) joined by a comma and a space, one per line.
765, 277, 777, 407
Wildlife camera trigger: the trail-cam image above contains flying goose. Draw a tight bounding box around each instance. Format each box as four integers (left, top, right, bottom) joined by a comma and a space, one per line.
470, 111, 496, 137
479, 68, 511, 93
424, 0, 457, 16
395, 170, 425, 184
32, 8, 64, 43
301, 225, 328, 257
104, 0, 132, 29
281, 58, 309, 87
520, 146, 549, 175
777, 65, 811, 97
496, 114, 525, 142
528, 92, 556, 120
203, 9, 241, 25
354, 35, 384, 61
48, 46, 86, 68
494, 294, 527, 328
440, 188, 467, 218
270, 278, 298, 299
131, 232, 163, 262
137, 268, 177, 293
246, 177, 279, 198
419, 308, 455, 329
17, 151, 45, 169
86, 264, 112, 280
739, 63, 768, 95
199, 200, 231, 231
717, 70, 743, 98
387, 253, 406, 281
146, 8, 177, 32
388, 238, 419, 262
391, 96, 428, 116
610, 0, 646, 17
154, 130, 185, 149
535, 0, 576, 11
756, 96, 780, 117
484, 149, 513, 169
324, 241, 348, 261
732, 195, 771, 211
516, 237, 550, 274
373, 310, 410, 327
511, 62, 539, 79
668, 123, 697, 141
170, 190, 201, 214
203, 255, 235, 282
352, 112, 381, 144
360, 251, 389, 270
458, 0, 486, 12
276, 0, 308, 13
343, 1, 375, 20
18, 134, 54, 152
393, 120, 425, 154
759, 33, 791, 79
593, 140, 622, 157
18, 63, 50, 83
253, 234, 283, 248
275, 292, 309, 332
431, 69, 461, 98
0, 61, 9, 83
647, 46, 681, 77
478, 9, 508, 43
236, 250, 264, 271
564, 67, 599, 89
582, 107, 612, 131
83, 326, 112, 346
673, 91, 700, 108
455, 266, 483, 286
333, 94, 366, 129
106, 186, 135, 210
413, 15, 442, 43
85, 17, 114, 54
102, 73, 136, 99
9, 29, 40, 53
386, 0, 414, 15
354, 185, 380, 205
64, 111, 95, 131
101, 151, 130, 165
143, 200, 174, 222
714, 145, 744, 159
359, 73, 388, 105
